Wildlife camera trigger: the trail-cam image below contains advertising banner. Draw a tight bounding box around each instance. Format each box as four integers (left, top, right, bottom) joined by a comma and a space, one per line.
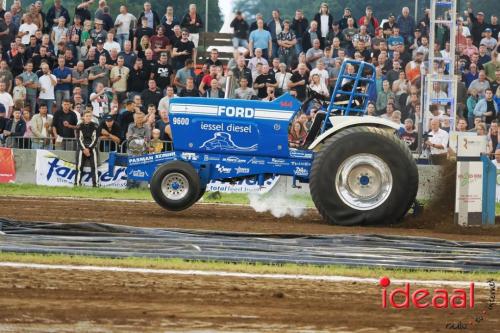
0, 147, 15, 183
34, 149, 279, 193
35, 150, 127, 188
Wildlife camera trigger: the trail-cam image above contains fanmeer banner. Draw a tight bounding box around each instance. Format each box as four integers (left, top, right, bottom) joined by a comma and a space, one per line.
35, 150, 128, 188
34, 149, 279, 192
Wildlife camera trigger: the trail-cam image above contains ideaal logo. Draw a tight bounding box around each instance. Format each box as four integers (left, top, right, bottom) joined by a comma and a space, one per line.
379, 277, 496, 330
380, 277, 474, 309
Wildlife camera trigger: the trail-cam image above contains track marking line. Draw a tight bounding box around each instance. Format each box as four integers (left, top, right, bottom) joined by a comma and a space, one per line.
0, 262, 492, 287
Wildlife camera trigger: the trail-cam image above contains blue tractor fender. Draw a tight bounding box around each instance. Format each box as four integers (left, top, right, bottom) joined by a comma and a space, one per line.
307, 116, 400, 151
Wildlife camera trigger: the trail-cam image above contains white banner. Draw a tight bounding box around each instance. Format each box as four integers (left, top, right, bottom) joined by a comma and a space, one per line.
34, 149, 280, 193
35, 150, 128, 188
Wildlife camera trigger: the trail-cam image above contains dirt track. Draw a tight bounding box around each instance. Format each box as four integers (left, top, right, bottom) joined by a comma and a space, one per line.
0, 196, 499, 242
0, 196, 499, 332
0, 267, 498, 333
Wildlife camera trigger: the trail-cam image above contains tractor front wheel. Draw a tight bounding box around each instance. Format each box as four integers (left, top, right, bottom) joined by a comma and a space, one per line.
309, 126, 418, 226
150, 161, 201, 211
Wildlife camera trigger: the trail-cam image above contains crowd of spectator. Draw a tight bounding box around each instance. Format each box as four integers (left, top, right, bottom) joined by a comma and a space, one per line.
0, 1, 498, 162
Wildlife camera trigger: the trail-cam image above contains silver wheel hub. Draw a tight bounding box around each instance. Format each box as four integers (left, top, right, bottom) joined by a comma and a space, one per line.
335, 154, 393, 210
161, 173, 189, 200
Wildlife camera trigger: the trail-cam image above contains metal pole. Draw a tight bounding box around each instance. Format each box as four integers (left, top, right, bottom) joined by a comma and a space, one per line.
415, 0, 419, 21
205, 0, 209, 32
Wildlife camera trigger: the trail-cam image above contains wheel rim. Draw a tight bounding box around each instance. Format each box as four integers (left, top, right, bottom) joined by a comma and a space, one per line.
335, 153, 393, 211
161, 173, 190, 200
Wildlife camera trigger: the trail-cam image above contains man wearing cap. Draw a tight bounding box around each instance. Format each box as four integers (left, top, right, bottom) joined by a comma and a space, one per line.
94, 38, 111, 63
468, 6, 488, 47
98, 114, 121, 151
90, 19, 107, 44
480, 28, 497, 53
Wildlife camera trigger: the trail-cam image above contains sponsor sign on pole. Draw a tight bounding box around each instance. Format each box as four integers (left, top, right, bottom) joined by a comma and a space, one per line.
35, 150, 127, 188
0, 147, 15, 183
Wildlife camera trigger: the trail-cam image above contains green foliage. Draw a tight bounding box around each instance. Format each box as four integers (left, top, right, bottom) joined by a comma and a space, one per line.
41, 0, 222, 32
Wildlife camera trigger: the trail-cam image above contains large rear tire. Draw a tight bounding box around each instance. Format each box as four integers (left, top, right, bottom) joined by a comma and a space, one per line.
309, 126, 418, 226
150, 161, 201, 211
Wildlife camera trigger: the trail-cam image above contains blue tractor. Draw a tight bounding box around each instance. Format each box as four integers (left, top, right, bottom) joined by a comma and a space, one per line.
114, 60, 418, 226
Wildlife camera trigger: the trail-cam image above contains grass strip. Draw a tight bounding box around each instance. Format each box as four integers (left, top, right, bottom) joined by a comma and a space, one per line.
0, 252, 497, 282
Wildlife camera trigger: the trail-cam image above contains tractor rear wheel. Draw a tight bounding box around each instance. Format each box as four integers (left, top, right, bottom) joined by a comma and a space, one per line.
150, 161, 201, 211
309, 126, 418, 226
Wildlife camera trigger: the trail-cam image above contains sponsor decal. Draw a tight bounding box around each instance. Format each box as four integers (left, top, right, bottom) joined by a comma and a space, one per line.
289, 149, 313, 159
291, 161, 312, 167
204, 154, 220, 162
268, 158, 290, 166
215, 164, 232, 174
247, 157, 266, 165
217, 106, 255, 118
131, 170, 148, 178
181, 152, 199, 161
223, 156, 247, 164
128, 155, 154, 165
294, 167, 309, 176
207, 176, 280, 193
200, 121, 253, 134
235, 167, 250, 174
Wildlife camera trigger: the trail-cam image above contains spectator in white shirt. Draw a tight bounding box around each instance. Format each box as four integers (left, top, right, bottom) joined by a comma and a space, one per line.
309, 60, 329, 87
158, 86, 177, 113
19, 14, 38, 45
0, 82, 14, 118
425, 117, 449, 165
115, 5, 137, 50
308, 73, 329, 98
38, 63, 57, 115
51, 16, 68, 46
104, 32, 121, 53
275, 63, 292, 94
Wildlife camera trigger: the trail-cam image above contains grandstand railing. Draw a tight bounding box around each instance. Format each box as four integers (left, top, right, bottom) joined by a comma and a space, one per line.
2, 137, 174, 154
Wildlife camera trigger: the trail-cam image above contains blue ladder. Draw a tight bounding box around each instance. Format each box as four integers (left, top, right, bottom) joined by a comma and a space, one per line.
321, 60, 376, 133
